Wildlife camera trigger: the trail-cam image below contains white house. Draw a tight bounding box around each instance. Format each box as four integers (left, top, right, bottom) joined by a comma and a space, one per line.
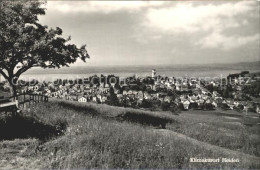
123, 90, 128, 96
117, 94, 123, 98
182, 100, 190, 110
212, 101, 218, 108
97, 94, 102, 101
144, 92, 152, 100
101, 96, 107, 103
92, 96, 97, 102
128, 90, 133, 95
78, 97, 87, 103
256, 106, 260, 114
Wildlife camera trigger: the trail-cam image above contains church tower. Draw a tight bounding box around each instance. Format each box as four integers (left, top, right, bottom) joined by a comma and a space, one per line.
152, 69, 156, 78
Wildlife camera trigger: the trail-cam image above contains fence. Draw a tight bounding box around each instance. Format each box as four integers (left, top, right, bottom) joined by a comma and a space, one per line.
0, 93, 48, 114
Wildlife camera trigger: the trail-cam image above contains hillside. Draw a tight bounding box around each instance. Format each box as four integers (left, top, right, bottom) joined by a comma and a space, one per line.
0, 100, 259, 169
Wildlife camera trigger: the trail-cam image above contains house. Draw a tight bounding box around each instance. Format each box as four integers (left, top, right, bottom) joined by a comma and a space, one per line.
215, 97, 223, 104
212, 101, 218, 108
101, 96, 107, 103
147, 85, 153, 91
212, 91, 219, 97
132, 90, 138, 95
181, 85, 189, 92
28, 86, 34, 91
92, 96, 97, 103
99, 83, 105, 88
204, 99, 216, 110
227, 101, 235, 110
97, 94, 102, 101
236, 86, 242, 91
137, 99, 143, 106
120, 83, 129, 89
168, 84, 176, 90
93, 84, 97, 88
205, 99, 212, 104
164, 96, 172, 103
78, 97, 87, 103
128, 90, 133, 95
117, 94, 123, 98
144, 92, 152, 100
137, 91, 143, 100
182, 100, 190, 110
175, 84, 181, 91
197, 99, 205, 106
201, 90, 207, 95
202, 95, 208, 100
34, 84, 41, 91
114, 89, 120, 94
256, 105, 260, 114
85, 84, 90, 89
122, 90, 128, 96
189, 95, 198, 101
244, 105, 249, 113
53, 92, 58, 97
234, 101, 240, 107
70, 95, 78, 101
158, 97, 164, 102
84, 88, 91, 93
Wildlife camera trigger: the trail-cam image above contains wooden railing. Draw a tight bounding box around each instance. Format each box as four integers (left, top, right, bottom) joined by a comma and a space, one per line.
0, 93, 48, 113
12, 93, 48, 108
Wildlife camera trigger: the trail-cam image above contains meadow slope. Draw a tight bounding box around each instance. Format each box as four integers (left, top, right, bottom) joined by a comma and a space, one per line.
0, 100, 259, 169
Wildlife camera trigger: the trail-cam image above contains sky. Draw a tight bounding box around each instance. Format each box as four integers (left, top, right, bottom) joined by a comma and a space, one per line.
39, 1, 260, 66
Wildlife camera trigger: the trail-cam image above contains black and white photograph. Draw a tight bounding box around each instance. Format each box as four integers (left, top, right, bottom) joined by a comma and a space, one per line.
0, 0, 260, 169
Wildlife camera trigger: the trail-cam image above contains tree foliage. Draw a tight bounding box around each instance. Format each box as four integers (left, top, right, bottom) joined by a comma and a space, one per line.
0, 0, 89, 95
243, 81, 260, 97
108, 87, 119, 106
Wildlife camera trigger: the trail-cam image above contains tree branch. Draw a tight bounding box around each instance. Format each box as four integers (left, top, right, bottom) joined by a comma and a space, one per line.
0, 69, 9, 80
14, 61, 35, 78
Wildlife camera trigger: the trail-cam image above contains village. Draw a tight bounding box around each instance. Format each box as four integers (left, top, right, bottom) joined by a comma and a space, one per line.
1, 70, 260, 114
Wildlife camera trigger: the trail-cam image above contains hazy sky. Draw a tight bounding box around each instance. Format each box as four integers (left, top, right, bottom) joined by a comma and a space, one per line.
39, 1, 260, 66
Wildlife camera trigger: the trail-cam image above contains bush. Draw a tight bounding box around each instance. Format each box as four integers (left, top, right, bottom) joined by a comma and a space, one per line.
161, 102, 171, 111
141, 99, 152, 108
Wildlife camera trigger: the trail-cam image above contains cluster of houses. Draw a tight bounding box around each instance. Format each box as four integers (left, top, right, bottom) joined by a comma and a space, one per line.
1, 70, 260, 113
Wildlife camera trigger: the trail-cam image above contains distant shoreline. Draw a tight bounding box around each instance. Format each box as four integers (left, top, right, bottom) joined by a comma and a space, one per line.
1, 62, 259, 82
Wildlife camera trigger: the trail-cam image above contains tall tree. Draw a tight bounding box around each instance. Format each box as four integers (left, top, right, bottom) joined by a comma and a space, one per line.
0, 0, 89, 97
108, 86, 119, 106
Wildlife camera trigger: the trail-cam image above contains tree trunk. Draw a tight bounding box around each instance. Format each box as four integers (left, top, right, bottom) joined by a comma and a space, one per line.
8, 78, 18, 101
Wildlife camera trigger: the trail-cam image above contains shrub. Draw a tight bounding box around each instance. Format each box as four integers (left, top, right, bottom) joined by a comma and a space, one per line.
161, 102, 171, 111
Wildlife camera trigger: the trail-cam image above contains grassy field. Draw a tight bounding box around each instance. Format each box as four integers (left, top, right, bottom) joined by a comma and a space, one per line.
0, 100, 259, 169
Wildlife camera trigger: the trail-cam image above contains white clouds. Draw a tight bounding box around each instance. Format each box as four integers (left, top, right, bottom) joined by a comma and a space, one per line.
47, 1, 165, 14
196, 31, 259, 50
144, 1, 255, 34
44, 0, 259, 55
143, 1, 259, 50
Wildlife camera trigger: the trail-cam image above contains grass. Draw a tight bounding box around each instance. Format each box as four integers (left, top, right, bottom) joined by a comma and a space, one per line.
0, 100, 259, 169
53, 99, 175, 128
0, 113, 66, 141
53, 100, 260, 157
166, 109, 260, 157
